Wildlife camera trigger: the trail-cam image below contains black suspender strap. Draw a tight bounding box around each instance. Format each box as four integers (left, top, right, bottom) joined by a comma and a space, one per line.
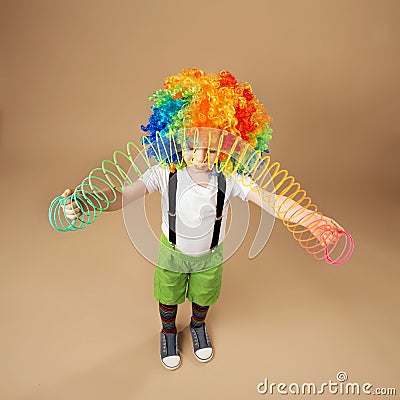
168, 170, 177, 249
210, 171, 226, 251
168, 167, 226, 252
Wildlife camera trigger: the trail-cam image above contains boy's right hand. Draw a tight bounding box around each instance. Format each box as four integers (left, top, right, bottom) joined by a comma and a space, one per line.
61, 188, 83, 221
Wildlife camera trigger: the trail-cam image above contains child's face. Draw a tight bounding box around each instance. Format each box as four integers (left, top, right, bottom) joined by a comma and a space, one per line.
183, 146, 217, 170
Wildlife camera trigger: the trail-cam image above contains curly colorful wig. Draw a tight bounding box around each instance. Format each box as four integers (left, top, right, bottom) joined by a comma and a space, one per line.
139, 68, 273, 172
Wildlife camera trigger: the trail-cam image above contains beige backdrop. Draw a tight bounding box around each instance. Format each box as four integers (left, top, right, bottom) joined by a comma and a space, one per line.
0, 1, 399, 399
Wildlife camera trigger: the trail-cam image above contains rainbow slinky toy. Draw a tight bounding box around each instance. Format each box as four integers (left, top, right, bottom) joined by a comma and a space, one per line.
48, 68, 354, 265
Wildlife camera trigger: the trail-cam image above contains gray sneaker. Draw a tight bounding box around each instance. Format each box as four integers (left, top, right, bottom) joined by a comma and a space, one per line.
190, 323, 213, 362
160, 331, 181, 370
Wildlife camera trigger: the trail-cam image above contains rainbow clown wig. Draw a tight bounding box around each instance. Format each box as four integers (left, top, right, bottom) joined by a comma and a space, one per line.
139, 68, 273, 175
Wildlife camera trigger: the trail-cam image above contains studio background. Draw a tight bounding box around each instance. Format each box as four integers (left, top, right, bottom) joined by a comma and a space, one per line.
0, 1, 399, 399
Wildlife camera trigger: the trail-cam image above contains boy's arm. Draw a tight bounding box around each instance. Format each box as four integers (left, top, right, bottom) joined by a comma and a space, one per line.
97, 163, 163, 211
106, 179, 149, 212
66, 180, 149, 218
246, 186, 346, 246
246, 187, 318, 225
61, 179, 149, 222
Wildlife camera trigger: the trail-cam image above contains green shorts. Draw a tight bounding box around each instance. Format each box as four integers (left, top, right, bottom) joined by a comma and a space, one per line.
154, 232, 224, 306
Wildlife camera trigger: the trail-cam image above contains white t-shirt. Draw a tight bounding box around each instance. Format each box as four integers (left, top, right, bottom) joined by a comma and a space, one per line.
138, 164, 255, 256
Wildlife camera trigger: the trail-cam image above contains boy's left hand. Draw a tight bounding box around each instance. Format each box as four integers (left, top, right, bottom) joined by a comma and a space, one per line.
308, 216, 345, 247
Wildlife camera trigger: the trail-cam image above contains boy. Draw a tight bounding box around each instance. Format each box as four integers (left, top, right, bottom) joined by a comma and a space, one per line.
60, 69, 343, 371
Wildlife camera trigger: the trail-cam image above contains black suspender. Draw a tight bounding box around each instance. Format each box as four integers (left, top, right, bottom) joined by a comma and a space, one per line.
210, 170, 226, 251
168, 167, 226, 252
168, 170, 177, 249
